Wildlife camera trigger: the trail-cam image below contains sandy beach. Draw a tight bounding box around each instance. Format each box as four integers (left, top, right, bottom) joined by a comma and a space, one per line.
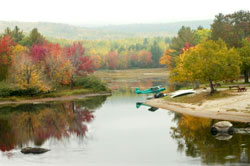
145, 89, 250, 123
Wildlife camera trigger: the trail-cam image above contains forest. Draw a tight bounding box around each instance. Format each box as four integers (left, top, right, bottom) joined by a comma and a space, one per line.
0, 10, 249, 96
163, 10, 250, 93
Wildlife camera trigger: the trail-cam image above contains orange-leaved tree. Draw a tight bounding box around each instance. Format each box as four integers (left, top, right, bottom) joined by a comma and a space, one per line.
160, 49, 175, 70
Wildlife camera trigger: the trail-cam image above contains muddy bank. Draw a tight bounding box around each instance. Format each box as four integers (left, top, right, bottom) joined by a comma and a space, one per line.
0, 93, 111, 105
145, 90, 250, 123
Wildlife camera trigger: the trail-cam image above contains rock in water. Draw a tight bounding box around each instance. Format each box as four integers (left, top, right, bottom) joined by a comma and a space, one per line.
21, 147, 50, 154
213, 121, 233, 128
211, 121, 234, 135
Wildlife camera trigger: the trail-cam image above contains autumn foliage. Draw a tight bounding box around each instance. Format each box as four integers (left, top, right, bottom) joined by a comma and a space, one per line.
0, 35, 14, 65
0, 33, 95, 93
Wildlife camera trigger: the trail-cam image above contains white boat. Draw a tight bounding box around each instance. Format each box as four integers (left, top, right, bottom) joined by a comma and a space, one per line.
170, 89, 195, 98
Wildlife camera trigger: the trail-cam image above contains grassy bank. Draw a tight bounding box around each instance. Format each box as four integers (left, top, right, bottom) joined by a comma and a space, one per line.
0, 76, 110, 102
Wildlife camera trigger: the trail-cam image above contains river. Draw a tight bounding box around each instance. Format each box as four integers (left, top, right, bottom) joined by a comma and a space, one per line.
0, 75, 250, 166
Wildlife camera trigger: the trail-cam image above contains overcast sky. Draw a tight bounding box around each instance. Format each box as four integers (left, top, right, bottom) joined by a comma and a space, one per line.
0, 0, 249, 26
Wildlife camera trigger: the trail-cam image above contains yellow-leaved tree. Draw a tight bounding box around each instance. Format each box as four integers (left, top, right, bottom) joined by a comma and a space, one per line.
160, 49, 175, 70
9, 54, 50, 92
171, 39, 241, 94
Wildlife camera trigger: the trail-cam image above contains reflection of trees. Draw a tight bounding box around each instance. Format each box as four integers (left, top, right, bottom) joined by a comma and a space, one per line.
171, 114, 250, 165
0, 96, 106, 152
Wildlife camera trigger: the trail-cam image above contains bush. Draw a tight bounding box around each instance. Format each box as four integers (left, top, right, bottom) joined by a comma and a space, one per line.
0, 81, 42, 97
0, 81, 11, 97
9, 88, 41, 96
75, 76, 108, 92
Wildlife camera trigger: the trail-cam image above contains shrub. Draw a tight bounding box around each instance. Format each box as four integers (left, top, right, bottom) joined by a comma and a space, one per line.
75, 76, 108, 92
0, 81, 11, 97
0, 81, 42, 97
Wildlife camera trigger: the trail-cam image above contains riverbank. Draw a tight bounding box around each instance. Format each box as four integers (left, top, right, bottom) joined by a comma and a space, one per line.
145, 88, 250, 123
0, 92, 111, 105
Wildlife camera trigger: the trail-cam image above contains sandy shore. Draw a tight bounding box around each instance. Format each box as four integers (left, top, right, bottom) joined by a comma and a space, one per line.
145, 90, 250, 123
0, 93, 111, 106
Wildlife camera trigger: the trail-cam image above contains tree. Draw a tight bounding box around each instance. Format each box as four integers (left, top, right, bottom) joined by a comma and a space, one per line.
91, 55, 102, 69
194, 29, 211, 43
160, 49, 175, 70
238, 39, 250, 83
150, 41, 163, 67
30, 43, 48, 62
0, 35, 15, 80
44, 43, 73, 86
3, 26, 24, 44
11, 44, 28, 64
20, 28, 46, 47
105, 51, 119, 69
171, 40, 241, 94
211, 10, 250, 48
9, 54, 50, 92
227, 10, 250, 40
137, 50, 153, 67
170, 26, 197, 55
64, 42, 94, 88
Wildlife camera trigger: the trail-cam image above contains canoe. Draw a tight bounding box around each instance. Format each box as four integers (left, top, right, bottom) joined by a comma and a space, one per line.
170, 89, 195, 98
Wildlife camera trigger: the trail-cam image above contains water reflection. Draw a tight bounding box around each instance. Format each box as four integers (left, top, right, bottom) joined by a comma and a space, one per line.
136, 102, 159, 112
171, 113, 250, 165
0, 96, 107, 152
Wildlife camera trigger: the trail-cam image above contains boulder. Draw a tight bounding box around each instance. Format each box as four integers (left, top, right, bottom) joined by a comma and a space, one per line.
213, 121, 233, 128
211, 121, 234, 135
21, 147, 50, 154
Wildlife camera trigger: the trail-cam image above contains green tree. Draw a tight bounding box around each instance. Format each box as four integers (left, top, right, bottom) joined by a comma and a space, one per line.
150, 41, 163, 67
211, 10, 250, 48
20, 28, 45, 47
170, 26, 197, 55
3, 26, 24, 44
171, 40, 241, 94
238, 39, 250, 83
194, 29, 211, 43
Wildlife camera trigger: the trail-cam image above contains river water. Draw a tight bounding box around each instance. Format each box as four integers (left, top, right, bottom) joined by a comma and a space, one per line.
1, 77, 250, 166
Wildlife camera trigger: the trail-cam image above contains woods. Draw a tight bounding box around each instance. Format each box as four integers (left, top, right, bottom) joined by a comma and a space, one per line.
0, 10, 249, 96
0, 28, 96, 96
160, 10, 250, 93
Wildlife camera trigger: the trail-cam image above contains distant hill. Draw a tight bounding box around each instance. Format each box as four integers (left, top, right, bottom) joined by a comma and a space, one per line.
97, 20, 212, 36
0, 20, 212, 40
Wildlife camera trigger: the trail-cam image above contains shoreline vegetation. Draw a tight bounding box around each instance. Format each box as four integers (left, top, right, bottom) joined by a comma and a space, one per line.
0, 92, 111, 106
0, 75, 111, 104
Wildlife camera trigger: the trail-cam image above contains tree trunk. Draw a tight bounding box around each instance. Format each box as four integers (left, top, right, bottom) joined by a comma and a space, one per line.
193, 81, 200, 89
209, 79, 215, 95
244, 70, 249, 83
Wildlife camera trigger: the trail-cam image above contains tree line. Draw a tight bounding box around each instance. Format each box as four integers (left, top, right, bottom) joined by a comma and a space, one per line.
160, 10, 250, 93
0, 27, 94, 94
52, 36, 171, 69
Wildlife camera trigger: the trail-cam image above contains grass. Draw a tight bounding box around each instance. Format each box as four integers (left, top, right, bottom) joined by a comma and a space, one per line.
40, 88, 94, 98
94, 68, 169, 80
0, 88, 98, 102
164, 90, 235, 105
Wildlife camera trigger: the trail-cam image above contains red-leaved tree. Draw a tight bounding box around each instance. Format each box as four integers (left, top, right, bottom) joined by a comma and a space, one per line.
64, 42, 94, 87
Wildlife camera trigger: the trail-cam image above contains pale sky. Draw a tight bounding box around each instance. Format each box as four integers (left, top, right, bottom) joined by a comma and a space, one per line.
0, 0, 249, 25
